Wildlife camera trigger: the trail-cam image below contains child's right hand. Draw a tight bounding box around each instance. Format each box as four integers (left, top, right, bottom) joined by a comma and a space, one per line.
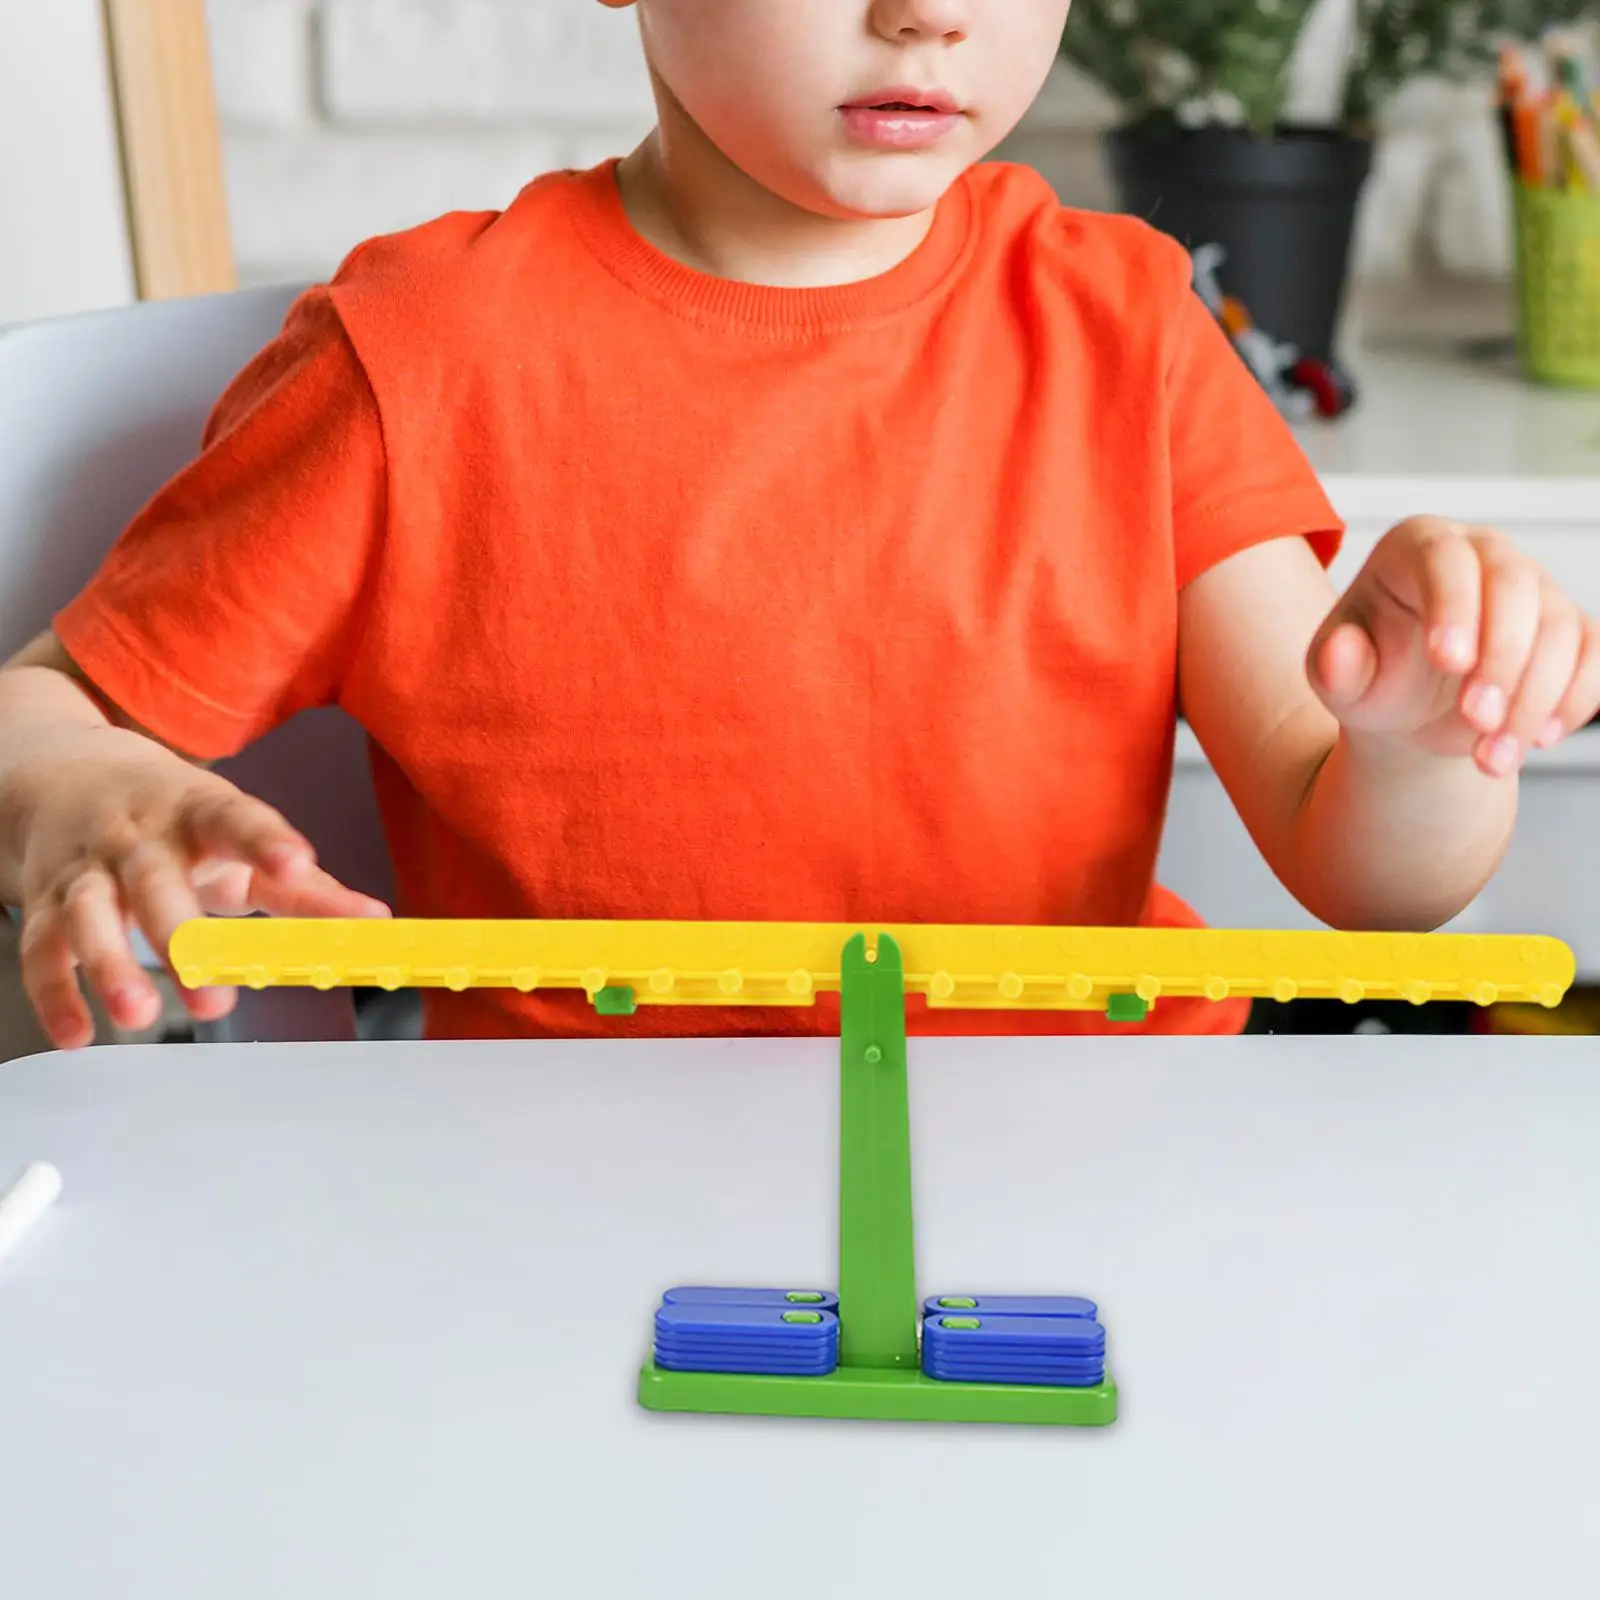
15, 730, 389, 1049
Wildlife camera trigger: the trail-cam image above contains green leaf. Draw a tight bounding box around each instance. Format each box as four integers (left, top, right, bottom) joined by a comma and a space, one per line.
1062, 0, 1596, 134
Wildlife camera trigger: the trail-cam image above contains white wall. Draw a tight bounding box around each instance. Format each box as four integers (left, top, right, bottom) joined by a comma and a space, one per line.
205, 0, 1529, 290
0, 0, 135, 324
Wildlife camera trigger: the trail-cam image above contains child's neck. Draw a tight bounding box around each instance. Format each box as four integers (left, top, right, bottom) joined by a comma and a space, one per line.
614, 109, 937, 290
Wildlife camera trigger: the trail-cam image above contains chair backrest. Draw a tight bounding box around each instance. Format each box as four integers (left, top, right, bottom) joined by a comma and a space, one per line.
1, 286, 396, 1040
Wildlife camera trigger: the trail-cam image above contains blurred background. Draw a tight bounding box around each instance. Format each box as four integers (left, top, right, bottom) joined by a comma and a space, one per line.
205, 0, 1538, 292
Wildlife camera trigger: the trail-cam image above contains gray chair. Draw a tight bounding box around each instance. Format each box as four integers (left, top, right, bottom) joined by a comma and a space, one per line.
0, 285, 406, 1045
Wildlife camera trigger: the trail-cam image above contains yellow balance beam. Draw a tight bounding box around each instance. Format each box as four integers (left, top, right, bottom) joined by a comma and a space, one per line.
168, 919, 1575, 1012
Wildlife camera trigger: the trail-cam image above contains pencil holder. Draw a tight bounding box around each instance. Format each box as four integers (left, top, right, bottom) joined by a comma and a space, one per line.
1513, 182, 1600, 389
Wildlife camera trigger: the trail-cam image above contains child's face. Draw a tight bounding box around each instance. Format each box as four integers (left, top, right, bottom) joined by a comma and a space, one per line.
611, 0, 1072, 219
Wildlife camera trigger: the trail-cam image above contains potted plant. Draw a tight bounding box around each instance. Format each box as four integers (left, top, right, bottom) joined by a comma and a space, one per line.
1061, 2, 1594, 360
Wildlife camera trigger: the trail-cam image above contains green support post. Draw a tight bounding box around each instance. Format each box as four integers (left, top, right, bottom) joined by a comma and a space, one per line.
836, 933, 919, 1371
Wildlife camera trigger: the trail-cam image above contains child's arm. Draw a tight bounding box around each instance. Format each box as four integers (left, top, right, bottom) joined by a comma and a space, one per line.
0, 631, 387, 1050
1178, 517, 1600, 931
0, 283, 394, 1050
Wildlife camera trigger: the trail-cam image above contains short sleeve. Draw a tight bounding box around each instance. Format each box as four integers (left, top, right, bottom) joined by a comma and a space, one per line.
52, 288, 385, 760
1164, 271, 1344, 590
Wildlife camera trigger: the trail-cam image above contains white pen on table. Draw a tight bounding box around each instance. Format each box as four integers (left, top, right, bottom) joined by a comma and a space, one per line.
0, 1162, 63, 1265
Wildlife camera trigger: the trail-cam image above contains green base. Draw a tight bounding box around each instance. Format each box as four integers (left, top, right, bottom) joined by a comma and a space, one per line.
637, 1361, 1117, 1426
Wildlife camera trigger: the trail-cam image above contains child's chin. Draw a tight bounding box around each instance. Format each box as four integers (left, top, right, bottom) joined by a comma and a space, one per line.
811, 157, 967, 222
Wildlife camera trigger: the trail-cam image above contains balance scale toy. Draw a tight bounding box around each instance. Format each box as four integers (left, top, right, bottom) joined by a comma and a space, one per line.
171, 917, 1574, 1427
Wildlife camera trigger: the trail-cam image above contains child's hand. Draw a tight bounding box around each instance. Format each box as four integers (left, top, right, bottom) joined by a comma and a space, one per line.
17, 731, 388, 1049
1306, 516, 1600, 777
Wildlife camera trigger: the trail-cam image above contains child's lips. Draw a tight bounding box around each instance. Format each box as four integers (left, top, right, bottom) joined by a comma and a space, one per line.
839, 88, 963, 150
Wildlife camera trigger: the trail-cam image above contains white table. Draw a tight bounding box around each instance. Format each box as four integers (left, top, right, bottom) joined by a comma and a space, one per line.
1163, 283, 1600, 970
3, 1033, 1598, 1598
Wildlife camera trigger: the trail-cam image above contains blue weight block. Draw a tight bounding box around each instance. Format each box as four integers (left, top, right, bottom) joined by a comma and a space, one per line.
662, 1287, 839, 1312
923, 1350, 1106, 1377
656, 1304, 839, 1334
923, 1364, 1105, 1389
923, 1344, 1107, 1368
923, 1346, 1106, 1370
924, 1347, 1106, 1371
923, 1295, 1097, 1321
653, 1321, 836, 1345
923, 1314, 1106, 1355
925, 1356, 1105, 1376
652, 1353, 838, 1376
655, 1304, 839, 1344
654, 1340, 836, 1362
654, 1348, 838, 1376
655, 1325, 836, 1348
923, 1340, 1106, 1366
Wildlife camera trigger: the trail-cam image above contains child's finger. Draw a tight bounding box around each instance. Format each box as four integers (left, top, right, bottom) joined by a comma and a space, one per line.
1535, 616, 1600, 748
1415, 528, 1484, 674
1482, 593, 1582, 773
1308, 619, 1378, 711
180, 791, 317, 879
112, 842, 236, 1021
53, 869, 162, 1034
250, 863, 391, 920
17, 914, 95, 1050
1459, 539, 1541, 736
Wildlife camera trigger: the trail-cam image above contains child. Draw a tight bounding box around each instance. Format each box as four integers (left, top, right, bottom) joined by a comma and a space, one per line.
1, 0, 1595, 1049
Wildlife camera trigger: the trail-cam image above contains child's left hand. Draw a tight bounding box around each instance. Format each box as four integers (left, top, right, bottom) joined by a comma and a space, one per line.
1306, 515, 1600, 777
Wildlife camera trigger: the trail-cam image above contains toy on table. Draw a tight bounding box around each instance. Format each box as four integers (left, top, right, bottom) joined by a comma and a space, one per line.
1190, 242, 1357, 422
170, 917, 1574, 1428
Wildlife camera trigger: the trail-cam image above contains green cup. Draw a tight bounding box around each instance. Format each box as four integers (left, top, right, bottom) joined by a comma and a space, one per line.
1514, 180, 1600, 390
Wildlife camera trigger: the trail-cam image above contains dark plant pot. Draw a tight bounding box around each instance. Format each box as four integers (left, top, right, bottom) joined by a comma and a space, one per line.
1105, 124, 1374, 362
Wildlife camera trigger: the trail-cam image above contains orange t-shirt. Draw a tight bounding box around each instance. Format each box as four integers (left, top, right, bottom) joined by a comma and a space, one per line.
54, 159, 1341, 1040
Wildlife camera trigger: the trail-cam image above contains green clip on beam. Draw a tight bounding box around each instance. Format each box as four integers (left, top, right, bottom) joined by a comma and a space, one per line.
593, 986, 638, 1017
